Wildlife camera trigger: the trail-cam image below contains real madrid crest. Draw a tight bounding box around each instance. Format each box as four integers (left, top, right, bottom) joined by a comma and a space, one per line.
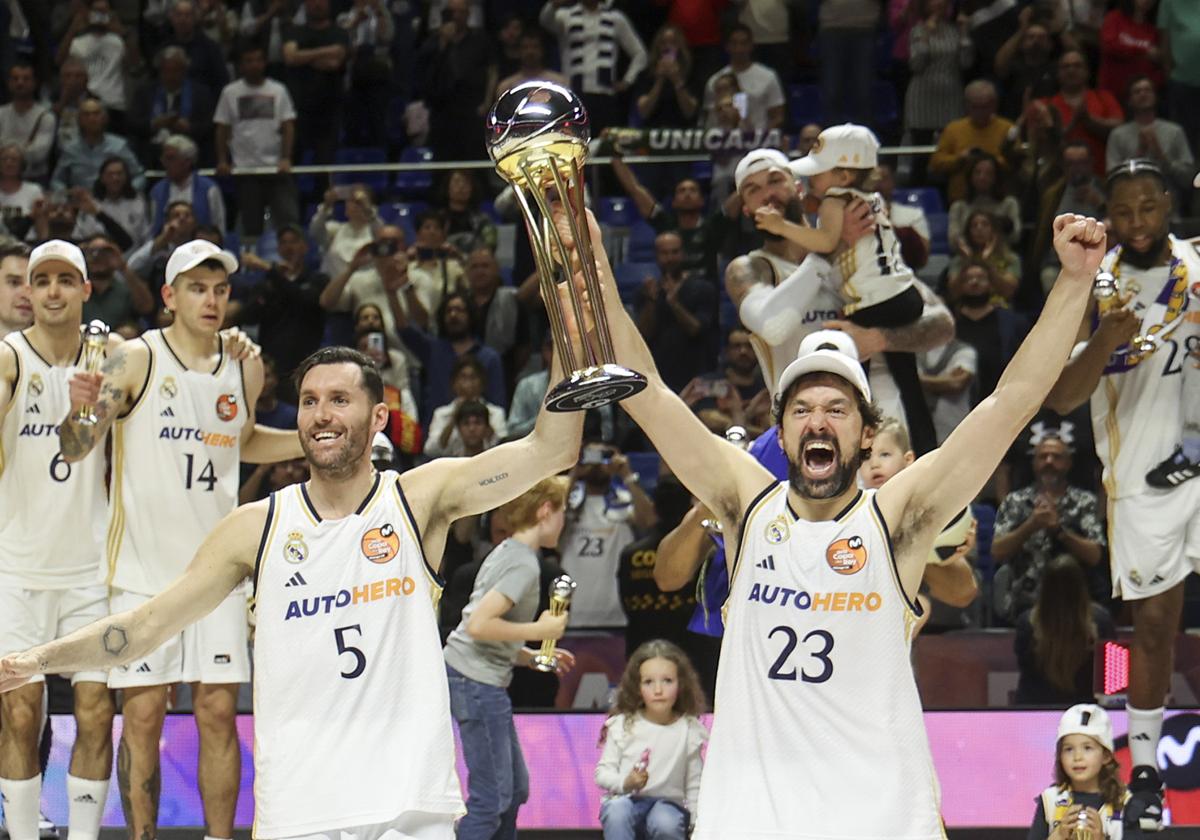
160, 376, 178, 399
283, 530, 308, 564
764, 514, 789, 545
28, 373, 43, 397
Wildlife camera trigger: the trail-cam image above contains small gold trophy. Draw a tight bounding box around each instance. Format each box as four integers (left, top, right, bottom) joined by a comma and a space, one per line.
532, 574, 576, 672
76, 319, 110, 424
1070, 807, 1094, 840
1092, 271, 1120, 316
486, 81, 647, 411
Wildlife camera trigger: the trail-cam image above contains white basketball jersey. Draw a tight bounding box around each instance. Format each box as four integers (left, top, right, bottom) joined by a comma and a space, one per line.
106, 330, 247, 594
252, 472, 463, 838
826, 187, 915, 314
1089, 238, 1199, 499
694, 484, 945, 840
0, 332, 106, 588
560, 494, 632, 628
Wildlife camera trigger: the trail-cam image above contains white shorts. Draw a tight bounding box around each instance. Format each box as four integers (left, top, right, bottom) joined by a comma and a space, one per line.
108, 585, 251, 688
272, 812, 456, 840
0, 583, 109, 684
1110, 482, 1200, 600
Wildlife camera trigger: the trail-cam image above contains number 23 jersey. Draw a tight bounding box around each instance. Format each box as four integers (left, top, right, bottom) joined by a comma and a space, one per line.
693, 485, 944, 840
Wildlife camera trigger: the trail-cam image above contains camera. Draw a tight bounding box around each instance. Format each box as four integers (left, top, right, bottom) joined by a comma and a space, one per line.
371, 239, 400, 258
579, 446, 614, 466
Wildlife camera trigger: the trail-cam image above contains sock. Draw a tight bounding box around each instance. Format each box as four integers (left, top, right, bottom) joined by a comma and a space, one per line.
0, 775, 42, 840
1181, 435, 1200, 463
66, 775, 110, 840
1128, 704, 1165, 770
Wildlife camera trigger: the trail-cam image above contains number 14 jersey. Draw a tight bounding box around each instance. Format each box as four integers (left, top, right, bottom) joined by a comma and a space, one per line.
107, 330, 246, 595
693, 485, 944, 840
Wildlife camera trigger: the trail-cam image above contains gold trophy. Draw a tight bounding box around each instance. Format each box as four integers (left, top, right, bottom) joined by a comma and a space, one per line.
486, 81, 646, 411
532, 574, 576, 672
76, 319, 110, 424
1070, 807, 1094, 840
1093, 272, 1158, 363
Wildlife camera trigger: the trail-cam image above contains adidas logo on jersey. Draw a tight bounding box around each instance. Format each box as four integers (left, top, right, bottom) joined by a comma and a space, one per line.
756, 555, 776, 571
160, 407, 174, 417
73, 794, 97, 804
136, 663, 152, 673
25, 403, 39, 414
285, 572, 307, 587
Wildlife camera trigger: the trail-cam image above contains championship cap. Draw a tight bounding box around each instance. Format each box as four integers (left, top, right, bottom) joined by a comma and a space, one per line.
1056, 704, 1114, 753
734, 148, 791, 192
27, 240, 88, 283
165, 239, 238, 286
776, 329, 870, 402
788, 124, 880, 178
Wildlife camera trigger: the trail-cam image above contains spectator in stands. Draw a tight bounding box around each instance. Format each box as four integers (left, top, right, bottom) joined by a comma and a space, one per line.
129, 46, 217, 167
338, 0, 393, 147
507, 334, 552, 440
994, 434, 1107, 622
1031, 141, 1106, 288
151, 134, 226, 235
1015, 559, 1116, 707
165, 0, 230, 92
310, 184, 379, 278
0, 62, 55, 182
1158, 0, 1200, 160
26, 190, 107, 244
283, 0, 349, 171
127, 199, 197, 292
496, 29, 568, 94
0, 145, 43, 242
239, 457, 309, 504
451, 400, 496, 458
320, 224, 412, 337
1043, 50, 1124, 176
396, 290, 506, 423
355, 326, 418, 421
78, 232, 153, 326
701, 71, 744, 132
634, 24, 699, 128
249, 355, 298, 431
58, 0, 138, 132
215, 40, 298, 241
561, 441, 655, 629
947, 152, 1021, 251
818, 0, 878, 127
903, 0, 974, 186
425, 355, 507, 458
682, 335, 772, 439
949, 211, 1020, 300
1005, 99, 1065, 221
540, 0, 648, 133
918, 335, 976, 445
656, 0, 727, 84
707, 327, 767, 404
946, 257, 1029, 406
1106, 77, 1194, 209
795, 122, 822, 156
408, 208, 465, 320
464, 246, 527, 378
437, 170, 497, 255
51, 58, 93, 153
492, 13, 525, 84
1098, 0, 1164, 103
929, 80, 1014, 204
237, 224, 329, 391
417, 0, 495, 161
50, 98, 145, 194
736, 0, 791, 84
91, 159, 148, 251
995, 14, 1059, 120
701, 25, 784, 132
877, 162, 931, 270
239, 0, 294, 78
635, 232, 716, 393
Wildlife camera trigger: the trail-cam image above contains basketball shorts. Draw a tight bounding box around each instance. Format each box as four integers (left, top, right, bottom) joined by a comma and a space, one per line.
274, 811, 456, 840
107, 585, 250, 688
0, 583, 109, 684
1110, 481, 1200, 600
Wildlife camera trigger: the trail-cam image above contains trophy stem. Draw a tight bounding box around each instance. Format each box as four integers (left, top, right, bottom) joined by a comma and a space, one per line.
510, 185, 579, 373
553, 159, 617, 365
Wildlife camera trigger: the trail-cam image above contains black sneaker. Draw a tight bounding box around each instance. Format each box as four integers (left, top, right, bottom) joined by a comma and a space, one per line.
1126, 764, 1165, 832
1146, 446, 1200, 489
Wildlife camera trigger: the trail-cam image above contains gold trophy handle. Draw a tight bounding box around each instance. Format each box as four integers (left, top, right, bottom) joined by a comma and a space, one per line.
532, 593, 570, 673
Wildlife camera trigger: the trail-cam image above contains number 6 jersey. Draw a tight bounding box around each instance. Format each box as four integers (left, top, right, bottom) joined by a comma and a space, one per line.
252, 472, 464, 838
693, 484, 945, 840
106, 330, 246, 594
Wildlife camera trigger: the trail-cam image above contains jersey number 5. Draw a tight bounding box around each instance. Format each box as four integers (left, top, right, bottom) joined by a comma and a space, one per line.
767, 626, 834, 683
334, 624, 366, 679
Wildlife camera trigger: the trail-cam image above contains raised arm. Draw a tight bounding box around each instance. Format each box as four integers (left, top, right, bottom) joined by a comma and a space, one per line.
239, 356, 304, 464
0, 502, 263, 691
58, 337, 150, 463
653, 502, 713, 592
1044, 294, 1139, 414
610, 156, 658, 221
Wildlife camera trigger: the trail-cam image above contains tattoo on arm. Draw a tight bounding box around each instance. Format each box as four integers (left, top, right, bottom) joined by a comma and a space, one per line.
102, 625, 129, 657
60, 381, 123, 458
877, 305, 955, 354
724, 257, 761, 305
478, 472, 508, 487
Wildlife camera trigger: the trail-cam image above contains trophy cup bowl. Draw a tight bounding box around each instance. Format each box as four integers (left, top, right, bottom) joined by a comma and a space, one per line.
532, 574, 577, 672
486, 81, 647, 412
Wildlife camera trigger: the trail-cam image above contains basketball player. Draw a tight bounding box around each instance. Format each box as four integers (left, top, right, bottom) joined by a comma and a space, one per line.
1046, 160, 1200, 830
0, 344, 584, 839
53, 240, 305, 840
0, 241, 118, 840
0, 243, 33, 335
585, 205, 1105, 836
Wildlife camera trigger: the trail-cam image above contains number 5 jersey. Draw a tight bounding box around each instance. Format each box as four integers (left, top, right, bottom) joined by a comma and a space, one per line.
692, 484, 944, 840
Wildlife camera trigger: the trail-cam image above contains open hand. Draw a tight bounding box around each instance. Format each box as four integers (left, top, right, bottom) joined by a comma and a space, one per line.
220, 327, 262, 361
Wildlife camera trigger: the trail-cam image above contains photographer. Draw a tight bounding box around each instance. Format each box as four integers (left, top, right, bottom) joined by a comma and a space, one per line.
319, 224, 419, 337
407, 208, 464, 326
310, 183, 379, 277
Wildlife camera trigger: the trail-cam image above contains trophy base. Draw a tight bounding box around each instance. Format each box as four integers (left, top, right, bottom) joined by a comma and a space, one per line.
531, 655, 558, 673
545, 365, 647, 412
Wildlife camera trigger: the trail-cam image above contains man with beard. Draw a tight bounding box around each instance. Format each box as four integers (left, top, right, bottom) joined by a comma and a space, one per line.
52, 240, 304, 840
1047, 159, 1200, 831
0, 344, 585, 839
598, 201, 1107, 837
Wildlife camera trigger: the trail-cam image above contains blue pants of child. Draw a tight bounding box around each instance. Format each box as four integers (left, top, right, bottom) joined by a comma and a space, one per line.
600, 796, 689, 840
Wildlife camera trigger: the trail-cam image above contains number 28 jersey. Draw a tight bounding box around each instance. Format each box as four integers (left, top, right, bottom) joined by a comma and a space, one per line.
106, 330, 247, 595
693, 484, 944, 840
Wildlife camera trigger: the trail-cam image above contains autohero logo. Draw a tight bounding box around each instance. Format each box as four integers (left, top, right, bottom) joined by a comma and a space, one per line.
747, 582, 882, 613
284, 576, 417, 621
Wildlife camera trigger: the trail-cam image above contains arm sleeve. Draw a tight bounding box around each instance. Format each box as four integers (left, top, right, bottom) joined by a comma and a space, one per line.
488, 556, 538, 605
737, 257, 830, 347
594, 718, 627, 794
213, 86, 233, 126
616, 14, 647, 85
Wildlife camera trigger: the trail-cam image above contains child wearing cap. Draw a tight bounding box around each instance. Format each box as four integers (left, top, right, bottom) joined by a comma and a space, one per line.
1027, 704, 1140, 839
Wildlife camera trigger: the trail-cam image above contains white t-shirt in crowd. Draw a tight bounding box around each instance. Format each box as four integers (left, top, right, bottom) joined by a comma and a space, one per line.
213, 77, 296, 167
919, 340, 977, 444
69, 32, 127, 111
702, 63, 785, 132
0, 182, 42, 230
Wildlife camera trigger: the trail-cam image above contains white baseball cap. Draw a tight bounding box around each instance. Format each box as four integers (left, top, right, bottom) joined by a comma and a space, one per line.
789, 124, 880, 178
1057, 704, 1114, 753
734, 148, 791, 192
165, 239, 238, 286
27, 240, 88, 283
776, 329, 871, 402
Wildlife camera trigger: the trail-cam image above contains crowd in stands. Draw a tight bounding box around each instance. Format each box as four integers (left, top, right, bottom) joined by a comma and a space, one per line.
0, 0, 1197, 715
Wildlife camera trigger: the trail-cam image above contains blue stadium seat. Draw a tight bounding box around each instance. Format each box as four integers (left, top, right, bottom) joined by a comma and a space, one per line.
378, 201, 426, 242
334, 147, 389, 195
385, 96, 408, 146
598, 196, 638, 227
625, 451, 660, 492
395, 146, 434, 196
895, 187, 945, 217
613, 260, 656, 305
222, 231, 240, 257
690, 159, 713, 182
627, 221, 658, 262
293, 149, 316, 197
788, 84, 823, 127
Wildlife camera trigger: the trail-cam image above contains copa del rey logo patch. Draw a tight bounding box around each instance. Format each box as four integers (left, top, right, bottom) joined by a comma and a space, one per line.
826, 536, 867, 575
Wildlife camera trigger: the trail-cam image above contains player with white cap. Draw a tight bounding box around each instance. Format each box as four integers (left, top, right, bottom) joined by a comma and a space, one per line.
54, 240, 304, 840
